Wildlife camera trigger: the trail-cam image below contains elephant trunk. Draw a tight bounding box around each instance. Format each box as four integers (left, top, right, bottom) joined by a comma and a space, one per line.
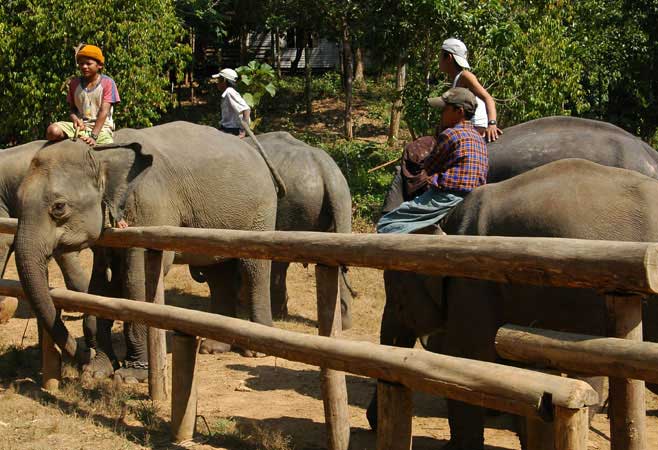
15, 222, 79, 361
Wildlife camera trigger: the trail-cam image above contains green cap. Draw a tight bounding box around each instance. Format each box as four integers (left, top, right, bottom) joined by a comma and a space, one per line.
428, 87, 477, 114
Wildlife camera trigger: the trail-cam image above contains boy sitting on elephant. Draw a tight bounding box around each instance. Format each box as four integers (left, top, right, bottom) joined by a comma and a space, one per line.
377, 87, 487, 234
46, 44, 120, 146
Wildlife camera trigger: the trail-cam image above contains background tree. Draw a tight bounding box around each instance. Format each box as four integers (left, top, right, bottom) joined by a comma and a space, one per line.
0, 0, 191, 145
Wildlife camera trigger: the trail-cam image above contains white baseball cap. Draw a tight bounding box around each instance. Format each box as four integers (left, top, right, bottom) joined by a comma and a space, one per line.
441, 38, 470, 69
211, 68, 239, 83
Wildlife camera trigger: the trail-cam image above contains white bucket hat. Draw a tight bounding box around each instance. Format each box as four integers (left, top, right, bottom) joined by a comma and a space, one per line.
441, 38, 470, 69
212, 68, 239, 83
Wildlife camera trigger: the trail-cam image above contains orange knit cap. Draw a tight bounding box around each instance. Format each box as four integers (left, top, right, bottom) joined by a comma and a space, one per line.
76, 44, 105, 64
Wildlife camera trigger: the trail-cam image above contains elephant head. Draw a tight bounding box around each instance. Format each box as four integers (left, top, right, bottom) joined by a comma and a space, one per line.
15, 140, 152, 362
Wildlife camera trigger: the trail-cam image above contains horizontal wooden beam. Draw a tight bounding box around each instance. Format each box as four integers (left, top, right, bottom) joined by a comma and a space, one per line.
496, 324, 658, 383
0, 218, 655, 294
0, 279, 598, 418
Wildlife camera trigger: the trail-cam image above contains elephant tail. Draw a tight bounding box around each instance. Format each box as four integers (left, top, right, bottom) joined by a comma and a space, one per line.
240, 120, 287, 199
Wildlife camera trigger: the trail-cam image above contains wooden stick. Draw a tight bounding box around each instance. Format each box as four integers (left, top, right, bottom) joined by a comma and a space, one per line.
316, 265, 350, 450
40, 323, 61, 391
171, 332, 200, 443
0, 280, 599, 419
607, 294, 646, 450
496, 324, 658, 383
376, 381, 412, 450
145, 249, 168, 401
554, 406, 588, 450
367, 157, 401, 173
1, 218, 657, 294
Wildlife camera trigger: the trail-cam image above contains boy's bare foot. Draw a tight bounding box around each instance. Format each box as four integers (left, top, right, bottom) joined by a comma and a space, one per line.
117, 219, 129, 229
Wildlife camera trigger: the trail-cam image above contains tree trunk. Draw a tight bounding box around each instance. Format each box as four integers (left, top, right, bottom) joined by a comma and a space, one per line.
341, 18, 354, 140
189, 28, 196, 104
388, 55, 407, 144
240, 25, 248, 66
275, 28, 282, 78
354, 47, 365, 86
304, 32, 313, 118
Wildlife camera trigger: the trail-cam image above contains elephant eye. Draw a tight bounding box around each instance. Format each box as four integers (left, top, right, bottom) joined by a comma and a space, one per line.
50, 201, 70, 220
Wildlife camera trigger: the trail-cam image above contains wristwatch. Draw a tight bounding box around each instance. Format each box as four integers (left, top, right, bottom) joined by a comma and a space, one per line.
488, 120, 497, 126
90, 132, 99, 140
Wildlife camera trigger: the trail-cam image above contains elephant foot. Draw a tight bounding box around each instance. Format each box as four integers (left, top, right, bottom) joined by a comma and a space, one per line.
199, 339, 231, 354
114, 361, 149, 384
82, 352, 119, 380
341, 314, 352, 331
237, 347, 266, 358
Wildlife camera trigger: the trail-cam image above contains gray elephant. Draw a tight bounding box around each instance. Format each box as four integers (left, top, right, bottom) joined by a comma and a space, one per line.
244, 131, 354, 329
15, 121, 282, 381
370, 159, 658, 449
382, 116, 658, 213
0, 141, 89, 321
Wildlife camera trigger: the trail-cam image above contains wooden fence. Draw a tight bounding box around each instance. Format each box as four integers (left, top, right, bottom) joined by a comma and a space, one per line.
0, 218, 656, 450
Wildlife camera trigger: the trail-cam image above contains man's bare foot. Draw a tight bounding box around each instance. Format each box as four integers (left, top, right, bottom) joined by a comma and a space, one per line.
116, 219, 129, 229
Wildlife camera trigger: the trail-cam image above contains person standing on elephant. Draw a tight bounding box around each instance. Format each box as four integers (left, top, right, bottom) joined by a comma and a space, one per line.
377, 88, 487, 234
439, 38, 502, 142
213, 68, 251, 138
46, 44, 120, 146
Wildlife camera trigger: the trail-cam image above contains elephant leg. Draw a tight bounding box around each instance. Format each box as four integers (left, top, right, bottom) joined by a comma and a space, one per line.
443, 279, 501, 450
0, 234, 17, 323
114, 248, 149, 383
366, 284, 418, 431
199, 261, 237, 354
235, 258, 272, 357
82, 248, 122, 377
270, 261, 289, 319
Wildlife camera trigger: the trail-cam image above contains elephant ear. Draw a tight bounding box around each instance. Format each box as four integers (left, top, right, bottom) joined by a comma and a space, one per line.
89, 142, 153, 227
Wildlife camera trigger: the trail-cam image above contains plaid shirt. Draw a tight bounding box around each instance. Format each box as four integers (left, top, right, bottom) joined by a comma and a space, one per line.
423, 121, 488, 193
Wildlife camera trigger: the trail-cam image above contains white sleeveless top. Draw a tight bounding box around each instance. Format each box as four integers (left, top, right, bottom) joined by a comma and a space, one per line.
452, 72, 488, 128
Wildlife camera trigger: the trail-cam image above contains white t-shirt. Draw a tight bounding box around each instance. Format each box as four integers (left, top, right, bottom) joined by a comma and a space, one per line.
452, 72, 488, 128
220, 87, 250, 129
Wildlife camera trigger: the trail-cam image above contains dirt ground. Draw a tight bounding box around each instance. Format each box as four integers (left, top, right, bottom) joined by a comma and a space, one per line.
1, 251, 658, 450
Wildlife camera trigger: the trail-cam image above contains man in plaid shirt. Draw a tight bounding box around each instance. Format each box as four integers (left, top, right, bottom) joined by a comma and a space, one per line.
377, 87, 487, 234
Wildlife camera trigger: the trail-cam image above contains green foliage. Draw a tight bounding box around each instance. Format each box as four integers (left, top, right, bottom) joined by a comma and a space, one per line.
320, 140, 398, 223
0, 0, 191, 145
237, 60, 277, 112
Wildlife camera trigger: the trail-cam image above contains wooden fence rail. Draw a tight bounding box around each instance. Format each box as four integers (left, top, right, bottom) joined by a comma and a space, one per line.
1, 218, 657, 293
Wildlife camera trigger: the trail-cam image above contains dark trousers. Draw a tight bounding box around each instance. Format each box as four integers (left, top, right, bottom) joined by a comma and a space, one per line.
220, 126, 240, 136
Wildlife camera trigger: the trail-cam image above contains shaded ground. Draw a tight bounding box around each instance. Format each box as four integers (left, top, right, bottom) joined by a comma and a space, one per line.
1, 251, 658, 450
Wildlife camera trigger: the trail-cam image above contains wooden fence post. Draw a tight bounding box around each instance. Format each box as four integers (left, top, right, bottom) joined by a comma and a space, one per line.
376, 381, 412, 450
554, 406, 588, 450
40, 323, 61, 391
315, 264, 350, 450
145, 249, 167, 401
171, 332, 200, 443
606, 294, 646, 450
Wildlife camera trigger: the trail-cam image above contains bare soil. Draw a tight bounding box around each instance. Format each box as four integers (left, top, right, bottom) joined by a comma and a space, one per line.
1, 251, 658, 450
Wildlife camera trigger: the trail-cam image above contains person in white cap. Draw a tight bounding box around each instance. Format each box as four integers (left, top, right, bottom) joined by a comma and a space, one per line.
439, 37, 502, 142
212, 68, 251, 138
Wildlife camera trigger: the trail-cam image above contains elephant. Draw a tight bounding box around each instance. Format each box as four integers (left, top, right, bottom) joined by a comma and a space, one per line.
370, 159, 658, 449
86, 130, 355, 361
382, 116, 658, 214
244, 131, 354, 329
0, 141, 90, 321
15, 121, 283, 381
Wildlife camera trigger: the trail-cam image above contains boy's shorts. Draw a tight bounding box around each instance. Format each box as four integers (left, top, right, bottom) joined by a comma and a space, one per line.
53, 122, 114, 144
